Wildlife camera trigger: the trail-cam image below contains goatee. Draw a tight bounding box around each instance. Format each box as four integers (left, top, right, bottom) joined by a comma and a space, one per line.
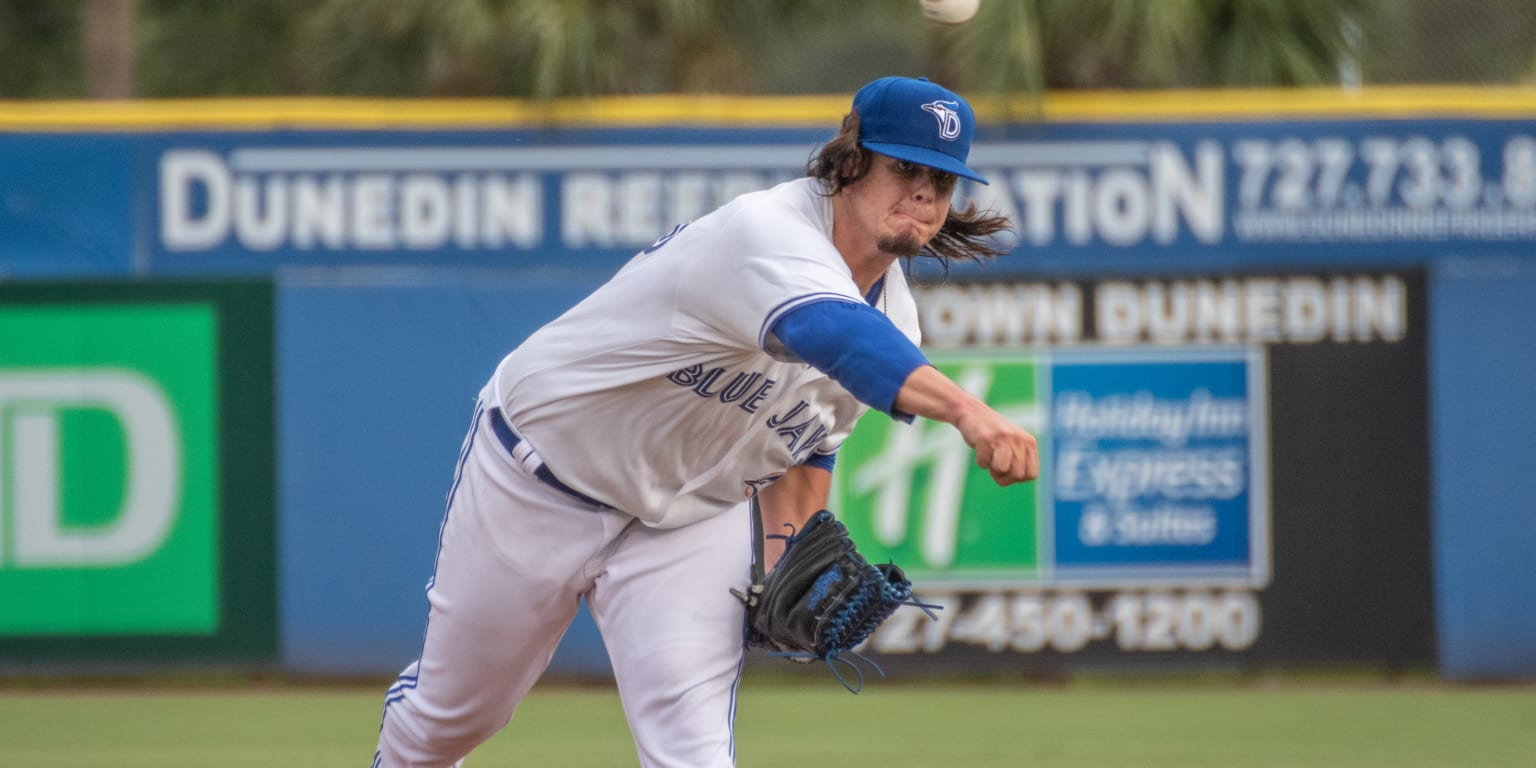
877, 233, 922, 257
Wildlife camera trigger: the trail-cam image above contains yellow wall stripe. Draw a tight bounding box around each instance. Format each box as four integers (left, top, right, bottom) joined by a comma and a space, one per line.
3, 86, 1536, 132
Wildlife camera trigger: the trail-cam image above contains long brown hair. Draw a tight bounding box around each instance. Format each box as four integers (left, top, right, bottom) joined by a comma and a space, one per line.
806, 111, 1014, 266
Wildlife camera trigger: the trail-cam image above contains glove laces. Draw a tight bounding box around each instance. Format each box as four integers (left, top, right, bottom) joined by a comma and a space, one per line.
769, 647, 886, 694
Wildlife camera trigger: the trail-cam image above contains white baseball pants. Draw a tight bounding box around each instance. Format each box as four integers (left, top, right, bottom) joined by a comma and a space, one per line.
373, 398, 754, 767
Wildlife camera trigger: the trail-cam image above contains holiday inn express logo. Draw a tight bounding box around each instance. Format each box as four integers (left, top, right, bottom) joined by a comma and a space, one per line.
0, 305, 219, 636
834, 355, 1046, 584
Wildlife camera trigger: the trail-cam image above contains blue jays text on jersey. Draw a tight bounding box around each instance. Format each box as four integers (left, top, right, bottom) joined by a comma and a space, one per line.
666, 364, 830, 463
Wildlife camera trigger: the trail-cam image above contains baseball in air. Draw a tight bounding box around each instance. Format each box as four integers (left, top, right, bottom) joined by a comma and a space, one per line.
920, 0, 979, 25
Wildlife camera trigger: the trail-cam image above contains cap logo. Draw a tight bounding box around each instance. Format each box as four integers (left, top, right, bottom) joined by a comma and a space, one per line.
920, 100, 963, 141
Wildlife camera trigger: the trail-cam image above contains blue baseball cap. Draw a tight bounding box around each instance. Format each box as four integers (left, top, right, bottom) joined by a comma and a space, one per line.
853, 76, 987, 185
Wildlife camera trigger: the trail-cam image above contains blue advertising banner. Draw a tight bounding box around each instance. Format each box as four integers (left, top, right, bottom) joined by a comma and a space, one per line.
129, 119, 1536, 276
1048, 348, 1267, 585
5, 116, 1536, 278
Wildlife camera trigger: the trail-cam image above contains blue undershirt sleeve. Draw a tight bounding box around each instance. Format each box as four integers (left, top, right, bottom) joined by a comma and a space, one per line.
768, 299, 929, 422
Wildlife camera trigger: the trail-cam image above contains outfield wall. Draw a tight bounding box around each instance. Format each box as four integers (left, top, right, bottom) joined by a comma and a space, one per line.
0, 90, 1532, 680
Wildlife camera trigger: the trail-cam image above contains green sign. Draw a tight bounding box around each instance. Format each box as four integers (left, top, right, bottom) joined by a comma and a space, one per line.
833, 353, 1045, 585
0, 304, 219, 635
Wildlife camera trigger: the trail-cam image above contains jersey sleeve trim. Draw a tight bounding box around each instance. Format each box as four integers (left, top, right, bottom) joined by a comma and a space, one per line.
757, 291, 864, 356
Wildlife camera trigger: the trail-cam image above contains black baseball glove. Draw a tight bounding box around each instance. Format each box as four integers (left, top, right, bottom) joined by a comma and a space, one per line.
732, 508, 938, 692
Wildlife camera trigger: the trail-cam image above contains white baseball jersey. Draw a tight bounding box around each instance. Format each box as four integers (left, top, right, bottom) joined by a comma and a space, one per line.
492, 176, 921, 529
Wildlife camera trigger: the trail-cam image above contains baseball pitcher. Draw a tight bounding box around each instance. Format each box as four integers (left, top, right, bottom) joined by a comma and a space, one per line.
373, 75, 1039, 768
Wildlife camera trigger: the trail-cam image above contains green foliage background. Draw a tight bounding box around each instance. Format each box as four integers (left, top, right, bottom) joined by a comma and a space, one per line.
5, 0, 1536, 99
